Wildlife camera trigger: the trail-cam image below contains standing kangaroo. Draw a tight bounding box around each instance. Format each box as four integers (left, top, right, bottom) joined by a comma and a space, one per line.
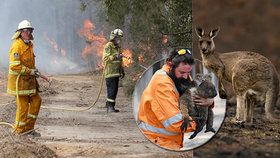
195, 27, 279, 123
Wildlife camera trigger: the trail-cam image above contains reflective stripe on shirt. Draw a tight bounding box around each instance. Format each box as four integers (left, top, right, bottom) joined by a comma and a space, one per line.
27, 113, 37, 119
138, 121, 180, 136
162, 113, 183, 128
7, 89, 36, 95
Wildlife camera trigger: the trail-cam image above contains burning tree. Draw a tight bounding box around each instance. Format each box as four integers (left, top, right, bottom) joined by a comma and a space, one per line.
79, 0, 192, 96
77, 19, 107, 70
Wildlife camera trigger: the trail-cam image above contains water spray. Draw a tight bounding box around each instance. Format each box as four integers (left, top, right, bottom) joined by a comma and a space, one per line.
122, 55, 147, 70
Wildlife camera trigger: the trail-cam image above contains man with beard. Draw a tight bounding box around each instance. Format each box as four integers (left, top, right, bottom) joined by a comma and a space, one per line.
137, 49, 214, 150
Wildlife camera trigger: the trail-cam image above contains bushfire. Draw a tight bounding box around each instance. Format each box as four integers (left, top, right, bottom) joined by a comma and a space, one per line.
78, 19, 135, 69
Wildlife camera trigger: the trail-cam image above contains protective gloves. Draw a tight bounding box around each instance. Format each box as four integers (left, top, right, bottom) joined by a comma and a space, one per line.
114, 54, 124, 60
30, 69, 40, 78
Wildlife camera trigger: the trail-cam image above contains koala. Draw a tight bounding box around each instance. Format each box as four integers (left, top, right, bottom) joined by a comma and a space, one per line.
186, 73, 218, 139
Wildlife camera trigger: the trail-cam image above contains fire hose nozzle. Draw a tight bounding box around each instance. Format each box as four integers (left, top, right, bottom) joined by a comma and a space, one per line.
34, 71, 41, 78
34, 71, 50, 83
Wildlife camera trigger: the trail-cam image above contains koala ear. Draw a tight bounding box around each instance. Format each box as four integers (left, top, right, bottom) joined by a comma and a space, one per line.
189, 80, 196, 87
204, 73, 212, 81
195, 73, 203, 81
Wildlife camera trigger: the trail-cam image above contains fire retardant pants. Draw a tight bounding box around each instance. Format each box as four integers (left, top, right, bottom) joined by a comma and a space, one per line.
14, 93, 41, 134
105, 77, 119, 105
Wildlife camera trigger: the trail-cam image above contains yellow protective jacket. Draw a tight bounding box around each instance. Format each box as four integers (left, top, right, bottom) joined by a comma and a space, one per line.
7, 38, 37, 96
103, 42, 123, 78
138, 64, 196, 150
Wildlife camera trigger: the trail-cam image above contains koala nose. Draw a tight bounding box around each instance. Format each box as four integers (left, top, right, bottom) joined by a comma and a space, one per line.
202, 48, 207, 52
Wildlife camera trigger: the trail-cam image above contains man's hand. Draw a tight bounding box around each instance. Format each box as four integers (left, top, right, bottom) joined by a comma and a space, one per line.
193, 95, 214, 107
30, 69, 39, 77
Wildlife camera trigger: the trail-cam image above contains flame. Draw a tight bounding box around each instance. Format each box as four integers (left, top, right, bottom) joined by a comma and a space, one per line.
138, 54, 144, 63
162, 35, 168, 44
77, 19, 107, 63
42, 32, 68, 65
43, 32, 59, 52
122, 49, 133, 67
42, 33, 78, 72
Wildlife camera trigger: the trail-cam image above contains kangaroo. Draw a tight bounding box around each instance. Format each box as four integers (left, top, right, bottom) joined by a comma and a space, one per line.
186, 73, 217, 139
195, 27, 279, 124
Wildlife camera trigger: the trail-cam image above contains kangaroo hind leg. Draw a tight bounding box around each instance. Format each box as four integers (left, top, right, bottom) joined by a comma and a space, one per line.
244, 90, 256, 124
264, 89, 279, 121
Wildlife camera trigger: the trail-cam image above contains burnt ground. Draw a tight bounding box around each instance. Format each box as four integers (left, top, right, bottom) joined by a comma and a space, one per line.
0, 72, 192, 158
0, 73, 57, 158
193, 101, 280, 158
1, 72, 279, 158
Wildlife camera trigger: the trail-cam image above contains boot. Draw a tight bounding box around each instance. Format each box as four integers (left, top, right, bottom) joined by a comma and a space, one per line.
29, 130, 41, 137
104, 102, 109, 108
107, 102, 120, 113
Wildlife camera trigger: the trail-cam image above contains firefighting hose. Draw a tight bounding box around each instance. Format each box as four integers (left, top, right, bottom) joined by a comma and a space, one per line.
40, 54, 149, 110
0, 73, 49, 131
40, 55, 147, 111
42, 55, 155, 111
0, 74, 21, 131
0, 55, 146, 128
40, 69, 105, 111
0, 67, 104, 130
40, 55, 146, 110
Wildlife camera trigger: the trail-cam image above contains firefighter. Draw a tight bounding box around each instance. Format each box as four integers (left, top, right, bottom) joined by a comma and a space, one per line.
138, 49, 214, 150
7, 20, 42, 136
103, 29, 125, 113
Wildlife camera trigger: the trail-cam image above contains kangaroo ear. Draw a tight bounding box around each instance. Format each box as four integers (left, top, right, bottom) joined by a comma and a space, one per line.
189, 80, 196, 87
195, 73, 203, 81
209, 27, 220, 39
195, 27, 204, 38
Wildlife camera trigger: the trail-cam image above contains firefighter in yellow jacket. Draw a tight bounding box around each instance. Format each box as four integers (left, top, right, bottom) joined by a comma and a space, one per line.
138, 49, 214, 150
103, 29, 125, 113
7, 20, 42, 136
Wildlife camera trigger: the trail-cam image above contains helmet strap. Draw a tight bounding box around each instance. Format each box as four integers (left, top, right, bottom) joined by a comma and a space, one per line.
23, 39, 30, 44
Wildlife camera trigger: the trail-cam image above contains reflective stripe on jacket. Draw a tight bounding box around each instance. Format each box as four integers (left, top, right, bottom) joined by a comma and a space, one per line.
138, 64, 196, 150
103, 42, 123, 78
7, 38, 37, 96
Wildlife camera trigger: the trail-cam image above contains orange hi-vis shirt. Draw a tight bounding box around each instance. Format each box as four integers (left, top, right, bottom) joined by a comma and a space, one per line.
138, 64, 196, 150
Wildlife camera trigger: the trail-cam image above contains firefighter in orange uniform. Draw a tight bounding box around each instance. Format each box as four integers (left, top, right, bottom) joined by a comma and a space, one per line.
138, 49, 214, 150
7, 20, 42, 136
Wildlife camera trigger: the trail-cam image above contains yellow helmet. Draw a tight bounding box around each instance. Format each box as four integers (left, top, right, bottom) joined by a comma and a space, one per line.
110, 28, 123, 40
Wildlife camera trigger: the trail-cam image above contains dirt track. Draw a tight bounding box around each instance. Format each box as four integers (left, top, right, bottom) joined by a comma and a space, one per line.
0, 72, 192, 158
2, 72, 279, 157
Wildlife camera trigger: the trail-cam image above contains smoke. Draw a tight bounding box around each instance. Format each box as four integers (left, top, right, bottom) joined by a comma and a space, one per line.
0, 0, 106, 74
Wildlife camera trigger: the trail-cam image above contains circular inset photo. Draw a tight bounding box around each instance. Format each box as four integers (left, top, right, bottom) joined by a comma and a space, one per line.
132, 54, 226, 151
